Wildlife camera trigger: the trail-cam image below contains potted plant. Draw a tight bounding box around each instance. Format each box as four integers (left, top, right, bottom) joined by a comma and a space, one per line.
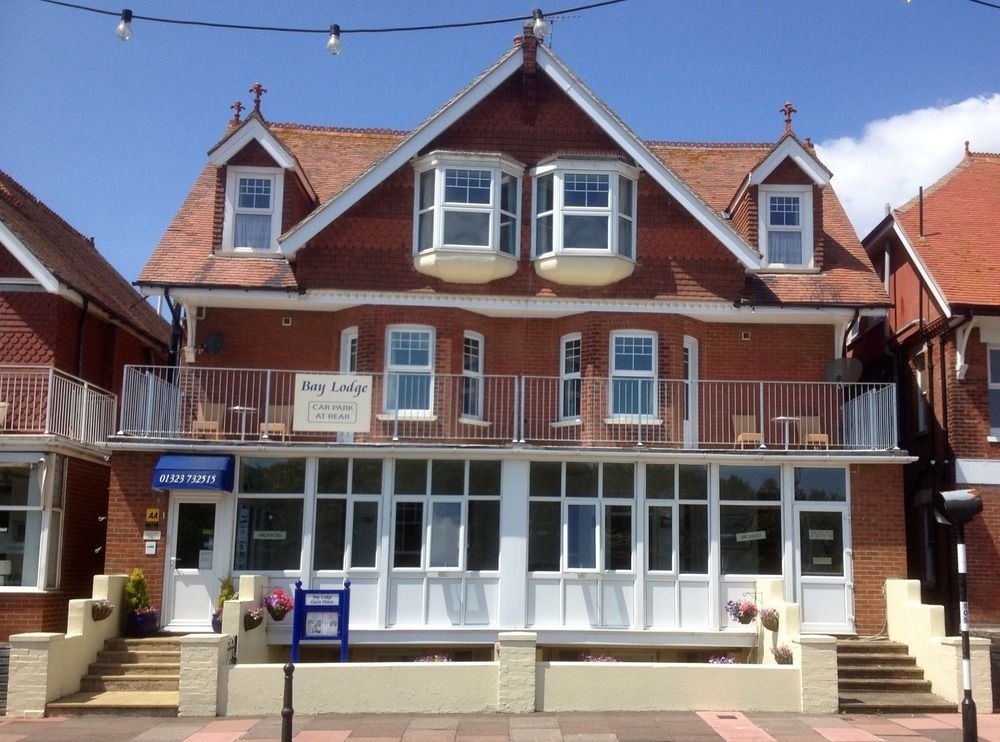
264, 588, 293, 621
759, 607, 779, 632
772, 644, 794, 665
244, 605, 264, 631
725, 598, 758, 625
124, 568, 158, 636
212, 575, 237, 633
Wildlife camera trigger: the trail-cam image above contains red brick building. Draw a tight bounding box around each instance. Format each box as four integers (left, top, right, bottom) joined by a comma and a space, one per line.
0, 170, 169, 639
110, 30, 907, 657
861, 149, 1000, 625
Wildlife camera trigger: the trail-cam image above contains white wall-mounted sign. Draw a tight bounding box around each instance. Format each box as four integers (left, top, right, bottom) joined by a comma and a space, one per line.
809, 529, 834, 541
293, 373, 373, 432
736, 530, 766, 543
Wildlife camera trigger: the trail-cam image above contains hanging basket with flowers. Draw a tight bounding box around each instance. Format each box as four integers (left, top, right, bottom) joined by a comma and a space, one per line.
91, 599, 114, 622
759, 607, 779, 632
244, 606, 264, 631
264, 588, 294, 621
725, 598, 758, 625
772, 644, 794, 665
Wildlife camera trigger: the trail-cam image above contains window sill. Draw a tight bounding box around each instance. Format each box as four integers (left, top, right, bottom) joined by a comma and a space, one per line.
987, 435, 998, 444
533, 252, 635, 286
550, 418, 582, 428
458, 417, 491, 427
414, 248, 517, 284
603, 417, 663, 426
216, 247, 285, 258
376, 413, 438, 422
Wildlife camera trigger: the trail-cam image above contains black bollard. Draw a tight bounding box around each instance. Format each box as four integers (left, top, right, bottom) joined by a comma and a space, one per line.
281, 662, 294, 742
956, 523, 977, 742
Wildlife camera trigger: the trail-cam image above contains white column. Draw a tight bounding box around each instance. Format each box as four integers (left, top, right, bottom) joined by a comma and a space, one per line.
499, 459, 529, 628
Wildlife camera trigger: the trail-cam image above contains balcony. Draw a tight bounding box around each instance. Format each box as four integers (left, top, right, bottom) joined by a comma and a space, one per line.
118, 365, 898, 452
0, 366, 117, 446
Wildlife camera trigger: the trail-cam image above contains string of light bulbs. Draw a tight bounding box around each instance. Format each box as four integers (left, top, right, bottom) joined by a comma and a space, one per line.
36, 0, 629, 52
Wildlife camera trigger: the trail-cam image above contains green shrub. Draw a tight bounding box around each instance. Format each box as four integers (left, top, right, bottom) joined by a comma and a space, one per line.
124, 568, 153, 614
216, 574, 237, 614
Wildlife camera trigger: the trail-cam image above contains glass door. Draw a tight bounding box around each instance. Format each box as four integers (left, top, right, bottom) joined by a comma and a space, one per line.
795, 507, 852, 633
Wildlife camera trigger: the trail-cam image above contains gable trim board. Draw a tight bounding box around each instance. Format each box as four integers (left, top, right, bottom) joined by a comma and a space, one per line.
0, 221, 60, 293
278, 43, 760, 271
726, 136, 832, 216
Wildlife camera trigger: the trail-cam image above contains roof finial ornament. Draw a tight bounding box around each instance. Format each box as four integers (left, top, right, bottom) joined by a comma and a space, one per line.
780, 100, 797, 133
231, 100, 245, 124
249, 82, 267, 114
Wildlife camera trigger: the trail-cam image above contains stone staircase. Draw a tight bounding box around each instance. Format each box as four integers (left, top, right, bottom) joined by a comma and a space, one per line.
837, 639, 956, 713
45, 636, 180, 716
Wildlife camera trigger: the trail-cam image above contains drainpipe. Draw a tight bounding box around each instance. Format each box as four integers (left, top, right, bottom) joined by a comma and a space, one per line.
164, 289, 184, 368
75, 297, 90, 378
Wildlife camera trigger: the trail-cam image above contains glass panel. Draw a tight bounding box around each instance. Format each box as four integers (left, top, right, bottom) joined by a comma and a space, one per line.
386, 373, 431, 411
646, 464, 675, 499
418, 211, 433, 251
464, 336, 481, 373
799, 511, 844, 576
679, 504, 708, 573
238, 177, 271, 209
678, 465, 708, 500
567, 503, 596, 569
0, 510, 41, 586
794, 468, 847, 502
612, 378, 653, 415
317, 459, 348, 494
393, 501, 423, 568
990, 349, 1000, 384
430, 502, 461, 568
563, 214, 609, 249
44, 509, 61, 588
233, 498, 304, 571
604, 504, 632, 570
769, 195, 800, 226
603, 463, 634, 498
614, 335, 653, 371
563, 173, 609, 207
390, 330, 431, 367
443, 211, 490, 246
501, 173, 518, 213
566, 462, 598, 497
234, 213, 271, 249
529, 461, 561, 497
174, 503, 216, 570
500, 213, 517, 255
991, 389, 1000, 430
618, 177, 633, 217
528, 501, 560, 571
648, 506, 673, 571
536, 174, 553, 214
239, 458, 306, 494
0, 468, 32, 507
351, 501, 379, 568
314, 499, 346, 570
469, 460, 501, 496
419, 169, 435, 210
720, 506, 782, 574
719, 465, 781, 501
563, 338, 581, 374
462, 377, 480, 418
536, 214, 552, 254
444, 169, 491, 205
352, 459, 383, 494
617, 215, 633, 258
562, 378, 581, 418
467, 500, 500, 571
431, 460, 464, 495
394, 460, 427, 495
768, 230, 802, 264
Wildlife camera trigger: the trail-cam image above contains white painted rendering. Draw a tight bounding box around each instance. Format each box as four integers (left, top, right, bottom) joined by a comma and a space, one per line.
955, 458, 1000, 485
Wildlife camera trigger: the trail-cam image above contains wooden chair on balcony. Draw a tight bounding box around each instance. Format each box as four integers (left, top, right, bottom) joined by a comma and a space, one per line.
192, 402, 223, 439
0, 401, 8, 432
797, 415, 830, 449
733, 414, 763, 448
260, 405, 292, 441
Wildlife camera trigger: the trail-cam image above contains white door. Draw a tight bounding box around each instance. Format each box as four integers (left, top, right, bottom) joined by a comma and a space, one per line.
794, 505, 853, 634
164, 495, 228, 631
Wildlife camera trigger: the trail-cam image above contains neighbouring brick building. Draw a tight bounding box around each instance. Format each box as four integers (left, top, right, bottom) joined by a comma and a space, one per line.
860, 148, 1000, 626
107, 28, 908, 659
0, 170, 169, 639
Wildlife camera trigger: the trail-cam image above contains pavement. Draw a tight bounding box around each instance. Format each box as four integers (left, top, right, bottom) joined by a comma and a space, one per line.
1, 711, 999, 742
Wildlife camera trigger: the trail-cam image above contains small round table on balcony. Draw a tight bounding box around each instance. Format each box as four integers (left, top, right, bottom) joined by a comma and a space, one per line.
771, 416, 800, 450
230, 406, 257, 441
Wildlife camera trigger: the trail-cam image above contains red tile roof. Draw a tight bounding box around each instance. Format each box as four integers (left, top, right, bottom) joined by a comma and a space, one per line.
0, 170, 170, 346
894, 152, 1000, 309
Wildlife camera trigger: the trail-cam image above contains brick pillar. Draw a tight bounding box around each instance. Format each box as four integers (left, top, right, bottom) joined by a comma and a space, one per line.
179, 634, 229, 717
495, 631, 536, 713
796, 636, 838, 713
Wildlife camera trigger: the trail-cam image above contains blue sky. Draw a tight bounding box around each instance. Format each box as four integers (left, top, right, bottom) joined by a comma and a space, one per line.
3, 0, 1000, 286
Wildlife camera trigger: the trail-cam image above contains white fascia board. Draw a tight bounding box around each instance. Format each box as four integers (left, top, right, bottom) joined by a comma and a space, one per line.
891, 220, 951, 319
208, 118, 295, 169
747, 137, 831, 187
280, 52, 524, 257
535, 48, 760, 271
955, 458, 1000, 485
0, 221, 60, 293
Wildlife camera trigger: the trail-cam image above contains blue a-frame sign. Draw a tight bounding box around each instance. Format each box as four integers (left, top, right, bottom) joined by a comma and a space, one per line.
290, 579, 351, 663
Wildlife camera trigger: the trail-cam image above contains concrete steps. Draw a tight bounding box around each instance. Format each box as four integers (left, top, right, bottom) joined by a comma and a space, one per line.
46, 636, 180, 717
837, 639, 956, 713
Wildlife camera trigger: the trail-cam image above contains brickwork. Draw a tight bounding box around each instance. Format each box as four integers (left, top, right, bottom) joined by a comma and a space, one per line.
0, 293, 58, 365
850, 463, 907, 634
0, 244, 32, 278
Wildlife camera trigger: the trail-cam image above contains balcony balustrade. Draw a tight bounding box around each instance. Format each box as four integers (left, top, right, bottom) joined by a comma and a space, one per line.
118, 365, 898, 451
0, 366, 117, 445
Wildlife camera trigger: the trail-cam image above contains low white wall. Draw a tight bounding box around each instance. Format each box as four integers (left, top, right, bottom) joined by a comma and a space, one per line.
222, 662, 499, 715
537, 663, 800, 712
7, 575, 127, 717
886, 579, 993, 712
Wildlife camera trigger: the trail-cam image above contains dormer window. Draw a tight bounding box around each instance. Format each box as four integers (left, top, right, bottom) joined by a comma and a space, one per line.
222, 166, 284, 252
758, 185, 813, 269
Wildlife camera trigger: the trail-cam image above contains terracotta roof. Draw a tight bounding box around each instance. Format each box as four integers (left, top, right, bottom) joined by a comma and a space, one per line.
0, 170, 170, 346
894, 152, 1000, 309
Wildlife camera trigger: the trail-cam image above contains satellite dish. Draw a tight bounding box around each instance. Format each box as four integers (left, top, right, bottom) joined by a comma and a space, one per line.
200, 332, 225, 355
824, 357, 862, 383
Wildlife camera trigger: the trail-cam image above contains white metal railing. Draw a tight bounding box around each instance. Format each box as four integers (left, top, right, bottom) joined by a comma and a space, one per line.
0, 365, 116, 445
118, 365, 897, 451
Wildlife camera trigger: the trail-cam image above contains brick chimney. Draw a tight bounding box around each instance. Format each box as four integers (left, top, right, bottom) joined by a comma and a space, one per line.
519, 20, 538, 73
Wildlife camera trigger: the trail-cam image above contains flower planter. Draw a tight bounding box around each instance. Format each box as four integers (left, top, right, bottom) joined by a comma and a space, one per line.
91, 602, 114, 622
125, 610, 159, 637
266, 605, 289, 621
211, 611, 223, 633
244, 612, 264, 631
738, 613, 754, 625
761, 612, 779, 632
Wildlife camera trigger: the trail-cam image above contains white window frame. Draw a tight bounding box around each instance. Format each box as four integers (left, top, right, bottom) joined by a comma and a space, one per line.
412, 151, 523, 256
560, 333, 582, 421
222, 166, 284, 252
609, 330, 658, 419
531, 159, 638, 259
384, 325, 435, 415
313, 458, 381, 573
462, 331, 484, 420
427, 498, 466, 571
0, 460, 48, 590
758, 184, 814, 269
989, 346, 1000, 437
340, 327, 358, 373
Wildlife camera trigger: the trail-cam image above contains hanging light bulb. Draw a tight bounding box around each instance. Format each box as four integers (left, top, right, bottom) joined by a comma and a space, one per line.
326, 24, 342, 55
116, 9, 133, 41
531, 9, 549, 39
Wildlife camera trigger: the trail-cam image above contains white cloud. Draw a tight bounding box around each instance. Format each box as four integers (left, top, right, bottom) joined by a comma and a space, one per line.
816, 94, 1000, 239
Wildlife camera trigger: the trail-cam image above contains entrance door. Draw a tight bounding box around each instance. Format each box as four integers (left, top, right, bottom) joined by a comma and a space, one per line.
794, 506, 853, 634
165, 496, 226, 631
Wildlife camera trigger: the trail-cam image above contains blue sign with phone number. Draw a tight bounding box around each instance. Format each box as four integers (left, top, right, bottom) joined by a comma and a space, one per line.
151, 455, 234, 491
